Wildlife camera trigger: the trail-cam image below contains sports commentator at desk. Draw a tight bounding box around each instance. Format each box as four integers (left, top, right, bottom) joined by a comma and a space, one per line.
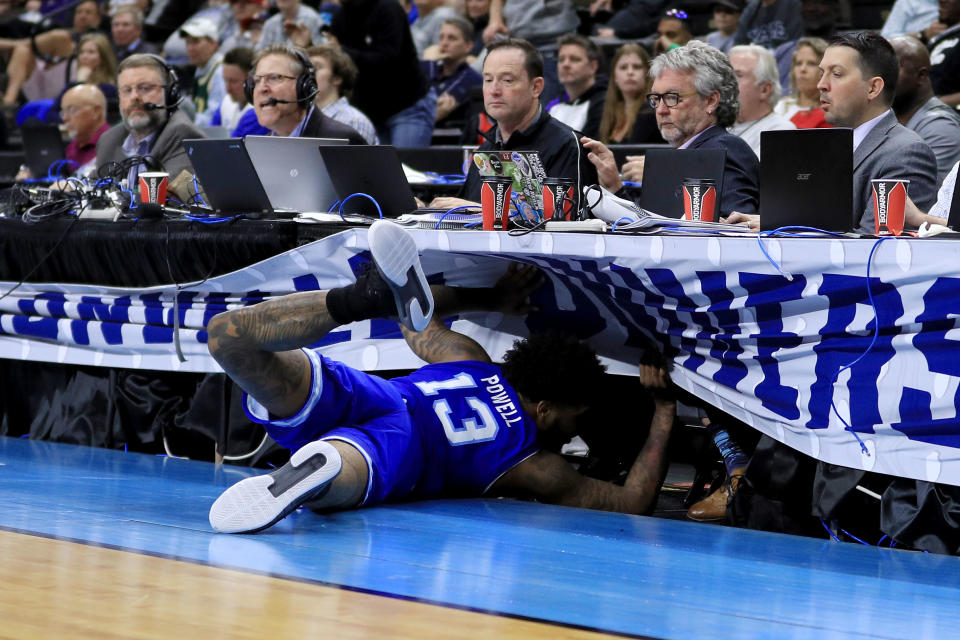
431, 38, 597, 211
582, 40, 760, 218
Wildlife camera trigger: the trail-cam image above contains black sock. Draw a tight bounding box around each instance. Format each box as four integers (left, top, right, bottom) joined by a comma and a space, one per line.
325, 280, 394, 325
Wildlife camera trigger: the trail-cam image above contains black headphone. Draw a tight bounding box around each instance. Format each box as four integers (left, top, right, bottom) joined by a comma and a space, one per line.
140, 53, 184, 112
243, 47, 319, 106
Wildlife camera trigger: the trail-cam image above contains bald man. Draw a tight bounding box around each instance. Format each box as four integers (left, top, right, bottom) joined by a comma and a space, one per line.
891, 35, 960, 184
61, 84, 111, 175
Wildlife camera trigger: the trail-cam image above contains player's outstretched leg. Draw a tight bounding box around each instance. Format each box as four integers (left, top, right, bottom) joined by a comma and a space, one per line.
368, 220, 434, 332
209, 440, 342, 534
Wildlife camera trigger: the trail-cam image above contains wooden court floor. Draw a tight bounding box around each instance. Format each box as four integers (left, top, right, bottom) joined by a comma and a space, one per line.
2, 435, 960, 639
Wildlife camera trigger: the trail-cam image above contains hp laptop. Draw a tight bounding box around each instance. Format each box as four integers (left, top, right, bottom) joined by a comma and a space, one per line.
244, 136, 348, 212
182, 138, 274, 216
21, 123, 67, 177
640, 148, 726, 218
759, 128, 854, 232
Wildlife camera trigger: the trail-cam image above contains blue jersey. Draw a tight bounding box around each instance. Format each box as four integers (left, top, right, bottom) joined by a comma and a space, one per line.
391, 361, 540, 498
244, 352, 539, 504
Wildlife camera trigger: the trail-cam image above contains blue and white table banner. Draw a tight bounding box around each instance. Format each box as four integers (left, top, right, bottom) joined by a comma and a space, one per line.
1, 228, 959, 485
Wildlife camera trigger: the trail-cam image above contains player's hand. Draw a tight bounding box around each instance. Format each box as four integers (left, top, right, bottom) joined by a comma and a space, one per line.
581, 136, 622, 192
725, 211, 760, 229
492, 262, 543, 315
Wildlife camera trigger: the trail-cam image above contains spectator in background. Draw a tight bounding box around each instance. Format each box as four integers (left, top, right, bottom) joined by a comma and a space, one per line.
727, 44, 795, 158
249, 44, 366, 142
891, 35, 960, 185
482, 0, 580, 104
410, 0, 459, 58
585, 41, 760, 217
257, 0, 326, 50
62, 84, 110, 174
220, 0, 268, 52
1, 0, 101, 106
180, 18, 225, 126
210, 46, 269, 137
464, 0, 490, 55
734, 0, 803, 50
330, 0, 436, 146
598, 43, 665, 144
881, 0, 943, 41
653, 8, 693, 55
703, 0, 744, 55
422, 17, 482, 130
50, 32, 120, 124
595, 0, 669, 40
307, 44, 380, 144
547, 34, 606, 139
773, 36, 830, 127
928, 0, 960, 107
111, 6, 157, 62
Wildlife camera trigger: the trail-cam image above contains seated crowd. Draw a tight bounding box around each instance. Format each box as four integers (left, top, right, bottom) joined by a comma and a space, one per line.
0, 0, 959, 536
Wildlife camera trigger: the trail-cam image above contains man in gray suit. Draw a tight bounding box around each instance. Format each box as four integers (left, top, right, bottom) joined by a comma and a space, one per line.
96, 54, 205, 198
818, 31, 938, 234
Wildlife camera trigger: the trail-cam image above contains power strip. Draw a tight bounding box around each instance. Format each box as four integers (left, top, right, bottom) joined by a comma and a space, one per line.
544, 219, 607, 232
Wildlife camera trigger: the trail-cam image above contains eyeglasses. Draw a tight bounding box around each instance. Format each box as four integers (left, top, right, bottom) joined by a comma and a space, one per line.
250, 73, 297, 88
646, 91, 696, 108
118, 83, 164, 98
664, 8, 688, 19
60, 104, 94, 117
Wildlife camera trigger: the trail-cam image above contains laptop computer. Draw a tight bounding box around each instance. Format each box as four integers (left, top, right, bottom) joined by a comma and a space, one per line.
759, 128, 854, 232
310, 144, 420, 217
639, 148, 726, 218
21, 123, 66, 178
182, 138, 274, 216
244, 136, 349, 213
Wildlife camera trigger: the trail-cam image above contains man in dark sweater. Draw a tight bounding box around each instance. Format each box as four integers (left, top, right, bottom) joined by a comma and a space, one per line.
431, 38, 597, 213
329, 0, 436, 146
546, 34, 607, 140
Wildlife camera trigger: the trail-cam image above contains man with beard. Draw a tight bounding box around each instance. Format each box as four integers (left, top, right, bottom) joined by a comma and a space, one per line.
96, 54, 204, 195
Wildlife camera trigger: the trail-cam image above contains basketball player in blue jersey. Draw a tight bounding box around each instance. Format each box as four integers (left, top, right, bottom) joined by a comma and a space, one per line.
207, 220, 676, 534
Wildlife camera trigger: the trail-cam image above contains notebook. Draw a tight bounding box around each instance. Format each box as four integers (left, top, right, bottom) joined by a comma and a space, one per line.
182, 138, 275, 216
21, 123, 67, 178
759, 128, 854, 232
244, 136, 348, 213
639, 148, 726, 219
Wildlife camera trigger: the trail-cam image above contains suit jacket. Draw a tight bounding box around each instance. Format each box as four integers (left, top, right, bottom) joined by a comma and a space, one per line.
96, 109, 205, 181
687, 125, 760, 215
853, 110, 937, 234
301, 108, 367, 145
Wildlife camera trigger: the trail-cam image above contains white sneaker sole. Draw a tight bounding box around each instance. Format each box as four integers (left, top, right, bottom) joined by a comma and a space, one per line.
209, 440, 342, 534
368, 220, 434, 332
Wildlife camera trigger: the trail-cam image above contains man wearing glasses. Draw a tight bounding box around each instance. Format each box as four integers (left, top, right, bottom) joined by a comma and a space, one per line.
96, 54, 205, 193
583, 40, 760, 217
249, 44, 366, 142
61, 85, 111, 176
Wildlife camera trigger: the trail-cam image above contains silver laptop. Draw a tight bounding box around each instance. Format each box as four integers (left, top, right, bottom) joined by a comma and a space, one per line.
243, 136, 348, 212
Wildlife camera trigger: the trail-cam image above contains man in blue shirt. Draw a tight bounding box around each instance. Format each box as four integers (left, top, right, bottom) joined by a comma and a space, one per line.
208, 221, 675, 534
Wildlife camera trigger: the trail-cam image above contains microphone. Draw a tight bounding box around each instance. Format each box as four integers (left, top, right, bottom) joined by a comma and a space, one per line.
142, 102, 165, 111
263, 97, 295, 106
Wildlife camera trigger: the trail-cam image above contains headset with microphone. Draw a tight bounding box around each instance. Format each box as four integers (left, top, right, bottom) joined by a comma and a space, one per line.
135, 53, 184, 113
243, 47, 319, 107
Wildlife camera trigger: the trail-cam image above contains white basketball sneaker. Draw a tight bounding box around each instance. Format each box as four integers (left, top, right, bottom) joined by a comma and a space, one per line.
367, 220, 434, 332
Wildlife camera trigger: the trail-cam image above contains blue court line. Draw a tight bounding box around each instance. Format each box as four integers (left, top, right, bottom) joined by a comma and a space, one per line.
2, 436, 959, 639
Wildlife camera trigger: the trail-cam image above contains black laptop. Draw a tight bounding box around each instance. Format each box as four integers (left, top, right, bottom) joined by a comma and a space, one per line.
759, 128, 854, 232
313, 145, 419, 218
639, 148, 726, 218
182, 138, 275, 216
21, 123, 66, 178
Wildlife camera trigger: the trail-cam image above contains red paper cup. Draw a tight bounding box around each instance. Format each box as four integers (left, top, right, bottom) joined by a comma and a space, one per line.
139, 171, 169, 204
872, 178, 909, 236
682, 179, 717, 222
542, 177, 575, 220
480, 176, 512, 230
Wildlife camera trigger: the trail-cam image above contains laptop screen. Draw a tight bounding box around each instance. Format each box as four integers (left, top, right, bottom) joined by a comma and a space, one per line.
640, 148, 726, 218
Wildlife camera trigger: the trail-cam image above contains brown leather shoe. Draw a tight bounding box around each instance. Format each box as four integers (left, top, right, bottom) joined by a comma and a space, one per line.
687, 468, 746, 522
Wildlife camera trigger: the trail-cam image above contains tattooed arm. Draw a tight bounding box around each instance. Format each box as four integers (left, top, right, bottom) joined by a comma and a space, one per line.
400, 263, 542, 364
206, 291, 339, 418
490, 366, 676, 515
